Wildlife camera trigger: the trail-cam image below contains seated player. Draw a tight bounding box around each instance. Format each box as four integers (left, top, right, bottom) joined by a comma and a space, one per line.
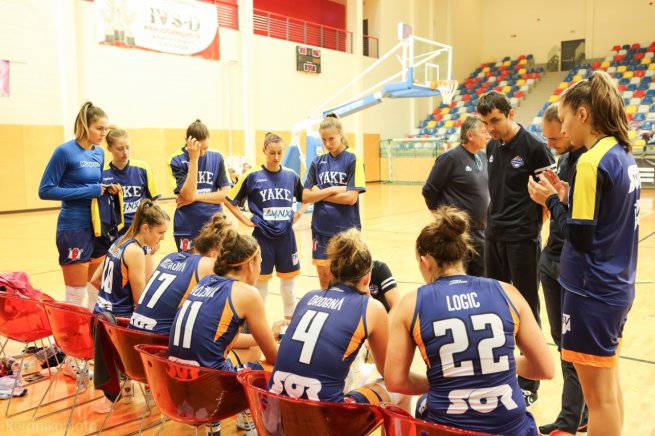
268, 229, 393, 405
129, 213, 231, 335
384, 206, 554, 436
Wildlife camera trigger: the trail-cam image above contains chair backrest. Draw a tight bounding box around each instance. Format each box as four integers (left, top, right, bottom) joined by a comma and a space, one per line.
0, 294, 52, 343
136, 344, 248, 426
100, 317, 168, 383
43, 301, 95, 360
379, 403, 493, 436
237, 370, 384, 436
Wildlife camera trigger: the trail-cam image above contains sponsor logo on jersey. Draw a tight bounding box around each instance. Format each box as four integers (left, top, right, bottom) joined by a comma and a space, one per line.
562, 313, 571, 334
510, 156, 524, 169
263, 207, 294, 221
68, 247, 84, 261
80, 161, 101, 168
292, 252, 299, 265
465, 165, 472, 172
369, 284, 379, 295
179, 238, 192, 252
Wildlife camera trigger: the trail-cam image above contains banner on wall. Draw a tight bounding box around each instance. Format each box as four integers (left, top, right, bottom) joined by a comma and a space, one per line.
95, 0, 220, 60
0, 60, 9, 97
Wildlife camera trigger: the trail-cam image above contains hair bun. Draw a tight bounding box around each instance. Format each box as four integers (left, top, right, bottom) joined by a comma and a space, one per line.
326, 112, 339, 119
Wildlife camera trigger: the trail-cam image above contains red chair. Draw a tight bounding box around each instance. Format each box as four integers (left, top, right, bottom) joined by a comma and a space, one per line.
37, 302, 102, 435
0, 294, 56, 416
136, 344, 248, 434
379, 403, 493, 436
97, 317, 168, 434
237, 370, 384, 436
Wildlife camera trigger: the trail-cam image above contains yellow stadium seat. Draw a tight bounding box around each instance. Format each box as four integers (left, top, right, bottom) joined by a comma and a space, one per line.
518, 68, 526, 75
444, 120, 454, 128
517, 79, 526, 86
649, 63, 655, 70
623, 71, 634, 78
503, 61, 511, 67
441, 107, 450, 115
502, 86, 512, 93
548, 95, 558, 103
558, 82, 568, 89
482, 66, 490, 73
642, 57, 652, 64
628, 129, 638, 139
635, 139, 646, 147
600, 61, 611, 68
519, 59, 527, 65
625, 106, 637, 114
573, 75, 583, 81
617, 65, 627, 73
426, 120, 437, 129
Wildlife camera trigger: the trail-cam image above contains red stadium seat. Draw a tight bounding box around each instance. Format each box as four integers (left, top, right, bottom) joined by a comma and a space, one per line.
0, 294, 54, 416
380, 403, 493, 436
136, 344, 248, 433
591, 61, 601, 69
96, 317, 168, 434
237, 370, 384, 436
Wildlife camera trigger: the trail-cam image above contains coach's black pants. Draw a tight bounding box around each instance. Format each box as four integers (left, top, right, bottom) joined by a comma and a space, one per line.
466, 229, 485, 277
540, 252, 587, 433
485, 238, 541, 394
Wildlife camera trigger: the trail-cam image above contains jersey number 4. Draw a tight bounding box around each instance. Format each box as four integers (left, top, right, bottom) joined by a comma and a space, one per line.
434, 313, 509, 378
292, 310, 330, 364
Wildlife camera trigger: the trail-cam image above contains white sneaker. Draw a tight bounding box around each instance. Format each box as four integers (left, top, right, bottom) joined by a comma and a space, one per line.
63, 358, 93, 387
236, 409, 256, 432
121, 379, 134, 404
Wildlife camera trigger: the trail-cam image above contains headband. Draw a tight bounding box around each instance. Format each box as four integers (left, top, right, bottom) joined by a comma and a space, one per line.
227, 247, 260, 267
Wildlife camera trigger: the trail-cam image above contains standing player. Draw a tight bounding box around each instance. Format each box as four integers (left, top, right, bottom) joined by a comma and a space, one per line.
477, 91, 555, 404
87, 126, 161, 310
168, 119, 231, 253
39, 101, 118, 306
528, 71, 640, 436
303, 114, 366, 289
536, 104, 588, 436
225, 132, 306, 319
422, 115, 490, 276
129, 213, 231, 335
269, 229, 393, 405
92, 200, 169, 318
384, 206, 554, 436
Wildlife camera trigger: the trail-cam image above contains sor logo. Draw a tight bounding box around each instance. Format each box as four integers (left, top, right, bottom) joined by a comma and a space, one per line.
179, 239, 192, 252
68, 248, 84, 261
447, 384, 518, 415
269, 371, 322, 401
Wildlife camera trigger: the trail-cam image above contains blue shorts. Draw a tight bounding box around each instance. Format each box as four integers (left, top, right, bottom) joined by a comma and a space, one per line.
56, 228, 95, 265
174, 235, 194, 253
92, 235, 113, 260
561, 289, 631, 368
253, 229, 300, 280
311, 231, 333, 266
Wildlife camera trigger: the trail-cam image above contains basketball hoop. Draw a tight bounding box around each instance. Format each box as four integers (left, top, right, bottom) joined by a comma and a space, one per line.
433, 80, 458, 105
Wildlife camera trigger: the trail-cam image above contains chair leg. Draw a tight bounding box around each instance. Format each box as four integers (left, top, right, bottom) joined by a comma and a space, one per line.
156, 417, 167, 436
0, 336, 9, 357
95, 377, 128, 434
31, 360, 63, 420
4, 347, 26, 417
63, 375, 85, 436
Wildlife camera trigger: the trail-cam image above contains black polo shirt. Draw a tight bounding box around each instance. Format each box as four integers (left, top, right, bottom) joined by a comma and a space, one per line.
369, 260, 397, 312
486, 125, 555, 241
543, 146, 586, 256
422, 145, 489, 230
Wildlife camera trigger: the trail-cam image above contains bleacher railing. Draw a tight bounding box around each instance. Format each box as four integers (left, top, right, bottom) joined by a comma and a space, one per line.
380, 138, 448, 183
253, 9, 352, 53
200, 0, 239, 30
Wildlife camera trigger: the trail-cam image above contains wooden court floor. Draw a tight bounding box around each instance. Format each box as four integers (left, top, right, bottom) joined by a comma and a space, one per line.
0, 182, 654, 435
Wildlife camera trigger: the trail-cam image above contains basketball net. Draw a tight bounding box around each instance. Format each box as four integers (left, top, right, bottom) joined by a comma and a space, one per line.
433, 80, 458, 105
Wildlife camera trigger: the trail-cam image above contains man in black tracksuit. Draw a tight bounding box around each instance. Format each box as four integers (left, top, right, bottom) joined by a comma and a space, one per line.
422, 116, 490, 276
478, 91, 555, 406
537, 104, 588, 436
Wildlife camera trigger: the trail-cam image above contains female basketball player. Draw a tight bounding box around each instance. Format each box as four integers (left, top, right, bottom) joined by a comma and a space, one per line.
39, 101, 119, 307
129, 213, 231, 335
303, 114, 366, 289
528, 70, 639, 436
92, 200, 169, 318
168, 119, 231, 253
385, 206, 553, 436
269, 229, 394, 405
225, 132, 306, 319
87, 126, 162, 310
168, 228, 283, 369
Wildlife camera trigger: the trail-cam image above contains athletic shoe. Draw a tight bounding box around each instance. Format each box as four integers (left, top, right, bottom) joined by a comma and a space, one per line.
538, 423, 557, 435
236, 409, 256, 431
121, 379, 134, 404
521, 389, 538, 407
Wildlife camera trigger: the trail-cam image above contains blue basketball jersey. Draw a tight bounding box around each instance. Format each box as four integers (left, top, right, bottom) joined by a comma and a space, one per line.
227, 165, 304, 238
268, 283, 369, 402
168, 275, 243, 371
39, 139, 104, 231
102, 159, 161, 230
168, 148, 231, 237
129, 252, 203, 335
559, 137, 640, 306
95, 237, 140, 317
412, 275, 529, 435
305, 148, 366, 236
